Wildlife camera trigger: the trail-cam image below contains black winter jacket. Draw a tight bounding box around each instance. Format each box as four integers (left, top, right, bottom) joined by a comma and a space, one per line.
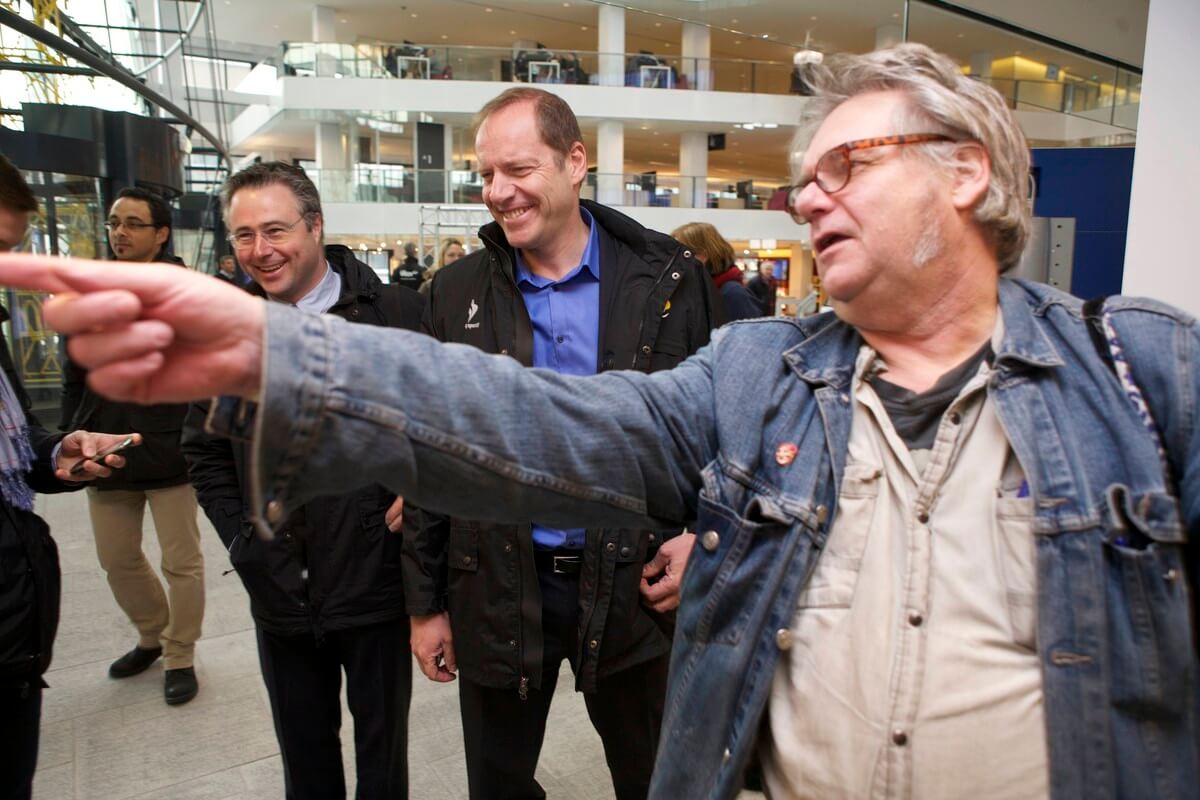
401, 200, 719, 693
181, 248, 425, 638
61, 255, 190, 490
0, 306, 75, 688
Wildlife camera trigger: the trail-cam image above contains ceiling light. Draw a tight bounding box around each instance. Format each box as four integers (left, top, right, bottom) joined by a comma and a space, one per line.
734, 40, 741, 45
761, 34, 769, 39
957, 33, 964, 38
485, 7, 493, 11
442, 34, 448, 39
810, 16, 818, 21
410, 12, 417, 17
581, 25, 588, 30
510, 30, 516, 34
731, 18, 738, 23
655, 22, 661, 27
339, 17, 347, 23
892, 12, 900, 17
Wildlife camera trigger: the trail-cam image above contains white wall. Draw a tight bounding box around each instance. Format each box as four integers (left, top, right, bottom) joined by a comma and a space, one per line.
275, 77, 806, 128
1122, 0, 1200, 313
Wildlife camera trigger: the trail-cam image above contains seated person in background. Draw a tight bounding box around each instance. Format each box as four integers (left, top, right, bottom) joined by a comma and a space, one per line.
672, 222, 761, 322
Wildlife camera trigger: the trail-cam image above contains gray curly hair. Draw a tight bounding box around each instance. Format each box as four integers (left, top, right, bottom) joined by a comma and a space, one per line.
794, 43, 1031, 272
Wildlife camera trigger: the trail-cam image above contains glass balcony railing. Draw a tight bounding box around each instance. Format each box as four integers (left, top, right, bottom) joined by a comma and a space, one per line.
907, 0, 1141, 132
278, 42, 795, 95
306, 165, 791, 211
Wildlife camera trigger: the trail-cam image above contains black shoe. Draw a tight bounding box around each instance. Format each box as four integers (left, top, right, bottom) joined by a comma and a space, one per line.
108, 645, 162, 679
164, 667, 198, 706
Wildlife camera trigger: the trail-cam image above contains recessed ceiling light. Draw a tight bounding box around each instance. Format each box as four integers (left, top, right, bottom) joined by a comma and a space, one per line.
892, 12, 900, 17
761, 34, 769, 39
485, 7, 493, 11
1015, 50, 1022, 55
957, 33, 964, 38
563, 1, 570, 5
410, 12, 417, 17
731, 18, 738, 23
442, 34, 448, 39
810, 16, 817, 21
655, 22, 661, 27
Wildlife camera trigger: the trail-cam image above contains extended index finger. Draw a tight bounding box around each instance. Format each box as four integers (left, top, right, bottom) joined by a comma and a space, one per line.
0, 254, 181, 300
0, 253, 76, 294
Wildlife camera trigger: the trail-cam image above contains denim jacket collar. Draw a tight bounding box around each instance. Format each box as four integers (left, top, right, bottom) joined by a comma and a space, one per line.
995, 278, 1065, 372
781, 278, 1064, 390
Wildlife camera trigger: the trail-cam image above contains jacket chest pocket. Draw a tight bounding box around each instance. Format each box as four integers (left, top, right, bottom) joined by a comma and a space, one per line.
679, 491, 798, 646
449, 527, 480, 574
796, 461, 879, 609
1101, 484, 1192, 717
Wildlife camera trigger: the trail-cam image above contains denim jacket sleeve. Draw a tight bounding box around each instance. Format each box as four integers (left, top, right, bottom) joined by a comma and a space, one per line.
1104, 296, 1200, 543
246, 302, 718, 538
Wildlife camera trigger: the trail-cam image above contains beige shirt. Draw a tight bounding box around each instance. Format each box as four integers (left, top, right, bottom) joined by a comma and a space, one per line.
761, 339, 1049, 800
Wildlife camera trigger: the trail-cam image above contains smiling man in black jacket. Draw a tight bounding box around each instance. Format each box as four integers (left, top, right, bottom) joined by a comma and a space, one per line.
181, 163, 424, 800
403, 88, 718, 800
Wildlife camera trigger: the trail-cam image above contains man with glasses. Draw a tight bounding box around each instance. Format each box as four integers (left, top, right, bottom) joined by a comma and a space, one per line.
181, 162, 423, 799
61, 187, 205, 706
4, 43, 1200, 799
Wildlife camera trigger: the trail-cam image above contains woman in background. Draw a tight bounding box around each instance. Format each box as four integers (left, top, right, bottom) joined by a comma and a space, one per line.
671, 222, 761, 322
419, 239, 466, 296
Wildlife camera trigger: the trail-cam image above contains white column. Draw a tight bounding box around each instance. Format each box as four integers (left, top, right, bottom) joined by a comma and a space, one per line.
597, 5, 625, 88
315, 122, 349, 201
313, 5, 338, 77
679, 131, 708, 209
875, 24, 902, 50
1123, 0, 1200, 313
681, 21, 711, 91
596, 120, 624, 205
312, 6, 337, 42
444, 125, 456, 199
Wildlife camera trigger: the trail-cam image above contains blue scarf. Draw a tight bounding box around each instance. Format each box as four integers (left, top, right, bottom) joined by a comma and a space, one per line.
0, 368, 35, 511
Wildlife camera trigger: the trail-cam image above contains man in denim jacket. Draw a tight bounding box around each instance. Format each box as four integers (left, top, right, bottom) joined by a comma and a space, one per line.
6, 43, 1198, 800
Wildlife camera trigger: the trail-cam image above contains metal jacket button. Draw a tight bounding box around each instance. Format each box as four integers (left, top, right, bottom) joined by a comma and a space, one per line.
917, 511, 930, 524
641, 344, 652, 355
266, 500, 284, 524
908, 612, 924, 627
775, 628, 793, 651
606, 542, 616, 552
701, 530, 720, 552
815, 504, 828, 525
892, 729, 908, 746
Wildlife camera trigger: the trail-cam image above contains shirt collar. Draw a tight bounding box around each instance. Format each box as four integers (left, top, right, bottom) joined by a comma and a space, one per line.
514, 207, 600, 288
292, 260, 342, 314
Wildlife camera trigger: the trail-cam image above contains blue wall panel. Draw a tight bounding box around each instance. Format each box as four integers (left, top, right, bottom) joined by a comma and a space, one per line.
1031, 147, 1135, 298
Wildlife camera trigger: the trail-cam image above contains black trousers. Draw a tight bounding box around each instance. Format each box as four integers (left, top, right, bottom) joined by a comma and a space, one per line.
0, 683, 41, 800
458, 569, 669, 800
256, 618, 412, 800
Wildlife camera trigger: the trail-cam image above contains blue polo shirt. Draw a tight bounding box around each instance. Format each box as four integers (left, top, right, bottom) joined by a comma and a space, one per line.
514, 207, 601, 550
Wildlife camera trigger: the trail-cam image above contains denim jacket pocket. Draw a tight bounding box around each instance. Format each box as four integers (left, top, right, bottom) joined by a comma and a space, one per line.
680, 491, 797, 646
797, 460, 879, 610
995, 495, 1038, 650
1101, 484, 1192, 717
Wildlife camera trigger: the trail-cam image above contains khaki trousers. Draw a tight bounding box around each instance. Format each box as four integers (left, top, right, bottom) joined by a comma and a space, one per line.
87, 484, 205, 669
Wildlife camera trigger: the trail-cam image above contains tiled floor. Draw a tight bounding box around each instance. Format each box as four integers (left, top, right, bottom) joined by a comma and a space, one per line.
32, 489, 760, 799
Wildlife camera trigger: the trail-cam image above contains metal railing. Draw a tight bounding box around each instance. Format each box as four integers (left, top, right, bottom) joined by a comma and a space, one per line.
304, 166, 792, 211
278, 42, 795, 95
